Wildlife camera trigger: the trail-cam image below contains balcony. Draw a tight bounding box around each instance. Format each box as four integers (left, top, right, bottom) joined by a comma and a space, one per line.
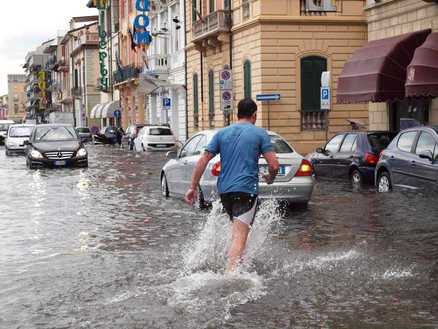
113, 65, 141, 85
72, 33, 99, 55
146, 55, 169, 77
301, 111, 328, 131
192, 10, 232, 46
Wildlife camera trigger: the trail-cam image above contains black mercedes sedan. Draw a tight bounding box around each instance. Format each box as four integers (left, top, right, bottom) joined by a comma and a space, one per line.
25, 124, 88, 169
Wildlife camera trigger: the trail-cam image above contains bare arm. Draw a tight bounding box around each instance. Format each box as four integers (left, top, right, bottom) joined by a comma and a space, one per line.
185, 151, 214, 204
262, 151, 280, 184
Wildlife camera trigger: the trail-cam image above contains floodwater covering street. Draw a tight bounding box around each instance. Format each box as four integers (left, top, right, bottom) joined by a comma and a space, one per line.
1, 145, 438, 329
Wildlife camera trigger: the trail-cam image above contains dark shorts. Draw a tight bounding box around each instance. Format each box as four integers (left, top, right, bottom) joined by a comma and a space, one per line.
220, 192, 258, 226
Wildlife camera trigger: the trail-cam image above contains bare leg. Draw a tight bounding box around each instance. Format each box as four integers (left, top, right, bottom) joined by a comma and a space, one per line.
226, 220, 250, 273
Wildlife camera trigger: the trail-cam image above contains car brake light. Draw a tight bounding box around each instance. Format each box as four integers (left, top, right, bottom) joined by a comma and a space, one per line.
295, 159, 313, 177
211, 161, 221, 176
364, 152, 378, 165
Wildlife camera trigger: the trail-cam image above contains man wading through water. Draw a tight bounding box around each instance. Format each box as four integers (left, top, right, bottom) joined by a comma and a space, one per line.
185, 98, 279, 272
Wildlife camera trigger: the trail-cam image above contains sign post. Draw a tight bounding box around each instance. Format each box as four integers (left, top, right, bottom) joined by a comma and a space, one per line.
320, 71, 331, 141
219, 69, 233, 125
256, 94, 281, 130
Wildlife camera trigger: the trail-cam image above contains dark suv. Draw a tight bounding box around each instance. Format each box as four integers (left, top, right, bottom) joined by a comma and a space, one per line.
307, 131, 396, 185
26, 124, 88, 169
376, 126, 438, 193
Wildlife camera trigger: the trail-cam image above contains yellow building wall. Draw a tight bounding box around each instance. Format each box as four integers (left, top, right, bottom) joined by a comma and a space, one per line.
187, 0, 368, 154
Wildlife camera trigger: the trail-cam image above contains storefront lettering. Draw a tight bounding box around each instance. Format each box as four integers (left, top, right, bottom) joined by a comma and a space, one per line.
133, 0, 152, 46
98, 6, 109, 92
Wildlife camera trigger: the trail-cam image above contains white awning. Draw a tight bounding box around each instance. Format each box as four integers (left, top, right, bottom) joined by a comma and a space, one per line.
90, 103, 104, 119
101, 101, 121, 118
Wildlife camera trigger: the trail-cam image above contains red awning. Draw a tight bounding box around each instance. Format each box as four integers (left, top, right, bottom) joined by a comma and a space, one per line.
406, 32, 438, 98
337, 29, 431, 103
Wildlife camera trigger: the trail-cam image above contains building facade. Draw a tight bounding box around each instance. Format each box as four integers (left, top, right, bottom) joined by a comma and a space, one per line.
186, 0, 368, 154
7, 74, 27, 122
0, 95, 8, 120
363, 0, 438, 131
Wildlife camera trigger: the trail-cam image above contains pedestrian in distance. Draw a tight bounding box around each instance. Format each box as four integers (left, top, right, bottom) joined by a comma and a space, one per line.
185, 98, 280, 273
116, 126, 124, 148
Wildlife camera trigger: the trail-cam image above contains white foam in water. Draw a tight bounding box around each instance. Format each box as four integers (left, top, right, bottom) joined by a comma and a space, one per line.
171, 198, 282, 322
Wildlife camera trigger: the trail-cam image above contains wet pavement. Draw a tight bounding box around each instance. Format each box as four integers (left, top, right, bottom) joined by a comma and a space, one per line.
0, 145, 438, 329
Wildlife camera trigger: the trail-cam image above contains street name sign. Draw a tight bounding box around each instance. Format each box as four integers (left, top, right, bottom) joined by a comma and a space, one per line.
256, 94, 281, 101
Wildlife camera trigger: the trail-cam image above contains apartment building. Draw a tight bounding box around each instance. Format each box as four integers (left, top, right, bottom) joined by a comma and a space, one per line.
186, 0, 368, 154
7, 75, 26, 122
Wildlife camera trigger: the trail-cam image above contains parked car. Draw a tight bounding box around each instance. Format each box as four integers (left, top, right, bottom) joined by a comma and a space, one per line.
76, 127, 92, 143
134, 126, 177, 152
307, 131, 396, 186
161, 130, 315, 208
0, 120, 15, 145
4, 124, 34, 156
123, 124, 146, 150
92, 126, 117, 145
25, 124, 88, 169
375, 126, 438, 193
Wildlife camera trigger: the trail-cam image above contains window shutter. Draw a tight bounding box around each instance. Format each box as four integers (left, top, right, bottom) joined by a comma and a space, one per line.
210, 0, 215, 13
192, 0, 197, 22
193, 74, 199, 127
244, 60, 252, 99
301, 56, 327, 112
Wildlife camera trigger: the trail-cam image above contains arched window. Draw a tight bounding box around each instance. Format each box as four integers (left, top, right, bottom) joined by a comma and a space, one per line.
193, 74, 199, 128
243, 60, 252, 99
300, 56, 327, 112
208, 70, 215, 127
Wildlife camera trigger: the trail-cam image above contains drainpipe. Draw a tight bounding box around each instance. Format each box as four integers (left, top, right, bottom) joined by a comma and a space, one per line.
184, 0, 189, 140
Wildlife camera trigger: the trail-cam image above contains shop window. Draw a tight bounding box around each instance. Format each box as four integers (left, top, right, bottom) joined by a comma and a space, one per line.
208, 70, 215, 127
243, 60, 252, 99
242, 0, 250, 20
389, 99, 430, 133
300, 55, 327, 131
193, 74, 199, 128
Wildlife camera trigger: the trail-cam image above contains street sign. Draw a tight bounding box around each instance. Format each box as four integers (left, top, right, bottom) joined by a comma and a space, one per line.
219, 69, 232, 90
162, 97, 171, 110
321, 87, 331, 110
221, 90, 233, 113
256, 94, 280, 101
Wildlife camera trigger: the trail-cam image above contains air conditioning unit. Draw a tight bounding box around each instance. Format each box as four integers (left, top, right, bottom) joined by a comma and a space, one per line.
305, 0, 337, 12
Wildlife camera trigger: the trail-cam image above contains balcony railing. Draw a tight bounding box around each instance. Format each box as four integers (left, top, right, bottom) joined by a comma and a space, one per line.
146, 55, 169, 75
113, 65, 141, 84
301, 111, 328, 131
192, 10, 232, 43
72, 33, 99, 53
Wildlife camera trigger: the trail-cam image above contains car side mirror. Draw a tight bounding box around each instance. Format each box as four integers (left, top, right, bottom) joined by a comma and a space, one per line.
419, 150, 433, 162
316, 147, 328, 155
166, 150, 177, 159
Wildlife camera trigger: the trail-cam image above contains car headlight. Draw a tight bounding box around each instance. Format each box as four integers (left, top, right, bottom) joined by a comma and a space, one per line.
30, 149, 43, 159
6, 140, 15, 147
77, 148, 87, 157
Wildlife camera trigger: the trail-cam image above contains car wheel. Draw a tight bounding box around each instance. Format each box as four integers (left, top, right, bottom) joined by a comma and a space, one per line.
161, 174, 169, 197
350, 169, 362, 187
377, 171, 392, 193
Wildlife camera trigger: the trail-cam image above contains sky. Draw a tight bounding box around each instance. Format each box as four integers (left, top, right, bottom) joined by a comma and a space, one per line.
0, 1, 95, 95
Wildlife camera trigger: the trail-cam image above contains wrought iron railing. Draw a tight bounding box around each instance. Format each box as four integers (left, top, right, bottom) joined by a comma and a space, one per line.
192, 10, 232, 42
301, 111, 328, 130
113, 65, 140, 84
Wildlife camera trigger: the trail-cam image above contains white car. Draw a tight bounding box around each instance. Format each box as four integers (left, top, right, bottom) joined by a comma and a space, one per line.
133, 126, 177, 152
0, 120, 15, 145
5, 124, 35, 156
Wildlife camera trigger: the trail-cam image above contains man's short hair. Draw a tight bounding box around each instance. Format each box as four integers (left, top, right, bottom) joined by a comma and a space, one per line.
237, 98, 257, 119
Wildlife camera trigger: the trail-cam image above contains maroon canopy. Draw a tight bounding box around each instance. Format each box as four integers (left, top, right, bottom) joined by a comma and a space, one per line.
337, 29, 431, 103
406, 32, 438, 98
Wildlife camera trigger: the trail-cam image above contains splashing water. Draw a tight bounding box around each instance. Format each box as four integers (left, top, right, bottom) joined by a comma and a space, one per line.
167, 198, 283, 324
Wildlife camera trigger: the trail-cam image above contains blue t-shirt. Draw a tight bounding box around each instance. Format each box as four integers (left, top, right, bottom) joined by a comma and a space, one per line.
206, 123, 273, 195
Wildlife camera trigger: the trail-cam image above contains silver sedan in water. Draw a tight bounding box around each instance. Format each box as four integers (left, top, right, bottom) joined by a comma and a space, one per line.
160, 130, 315, 208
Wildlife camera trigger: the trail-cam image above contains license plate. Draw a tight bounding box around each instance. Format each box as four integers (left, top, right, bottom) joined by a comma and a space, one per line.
156, 144, 167, 148
54, 160, 66, 166
260, 165, 286, 176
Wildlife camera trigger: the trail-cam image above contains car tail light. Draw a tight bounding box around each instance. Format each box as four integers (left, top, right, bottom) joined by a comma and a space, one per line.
295, 159, 313, 177
364, 152, 379, 165
211, 161, 221, 176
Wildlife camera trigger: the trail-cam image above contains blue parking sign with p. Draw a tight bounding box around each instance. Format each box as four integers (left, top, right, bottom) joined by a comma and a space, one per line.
321, 88, 329, 100
320, 87, 331, 110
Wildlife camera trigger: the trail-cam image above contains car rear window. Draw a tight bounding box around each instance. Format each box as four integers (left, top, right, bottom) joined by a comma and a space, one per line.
270, 135, 293, 154
9, 126, 33, 137
367, 133, 395, 152
149, 128, 172, 136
